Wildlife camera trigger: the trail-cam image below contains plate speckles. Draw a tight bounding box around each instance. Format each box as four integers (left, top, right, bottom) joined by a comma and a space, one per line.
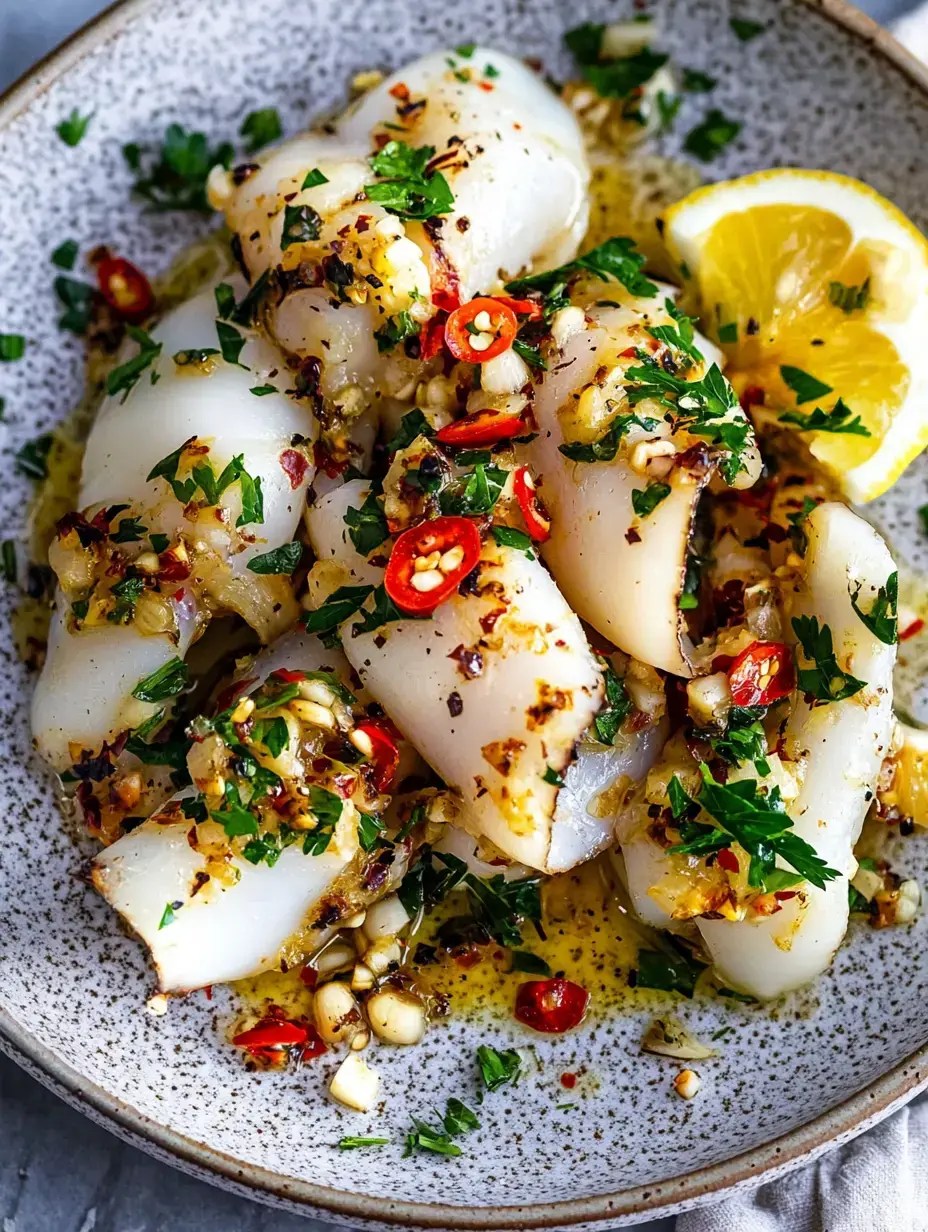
1, 0, 928, 1227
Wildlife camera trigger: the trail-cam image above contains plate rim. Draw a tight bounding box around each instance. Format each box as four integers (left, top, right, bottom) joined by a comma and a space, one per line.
2, 0, 927, 1224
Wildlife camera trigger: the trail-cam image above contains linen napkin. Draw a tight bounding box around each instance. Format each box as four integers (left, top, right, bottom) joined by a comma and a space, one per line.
678, 8, 928, 1231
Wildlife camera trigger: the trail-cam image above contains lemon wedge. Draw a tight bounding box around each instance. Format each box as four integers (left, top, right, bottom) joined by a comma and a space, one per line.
662, 169, 928, 502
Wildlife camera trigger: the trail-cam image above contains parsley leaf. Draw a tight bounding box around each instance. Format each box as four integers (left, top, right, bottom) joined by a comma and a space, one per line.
129, 123, 234, 213
439, 463, 508, 516
215, 319, 248, 367
365, 142, 455, 221
301, 168, 329, 190
443, 1098, 480, 1135
465, 873, 542, 947
792, 615, 866, 702
780, 365, 832, 405
280, 202, 323, 249
51, 239, 79, 270
559, 413, 657, 464
344, 491, 390, 556
779, 397, 870, 437
239, 107, 282, 153
632, 482, 671, 518
15, 434, 53, 481
709, 710, 770, 776
492, 525, 535, 555
106, 326, 162, 401
477, 1044, 522, 1092
0, 334, 26, 362
301, 786, 345, 854
303, 585, 374, 635
636, 943, 707, 997
132, 657, 189, 702
246, 540, 303, 575
849, 570, 898, 645
730, 18, 766, 41
54, 276, 95, 335
593, 658, 632, 746
506, 236, 658, 304
338, 1136, 390, 1150
158, 901, 180, 929
210, 781, 259, 839
683, 68, 716, 92
352, 583, 409, 635
374, 311, 419, 354
583, 49, 669, 101
683, 110, 741, 161
387, 408, 435, 453
56, 108, 93, 147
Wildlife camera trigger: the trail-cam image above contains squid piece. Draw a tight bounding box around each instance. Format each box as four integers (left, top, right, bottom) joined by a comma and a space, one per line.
91, 630, 412, 993
619, 502, 897, 998
208, 49, 589, 418
697, 504, 896, 997
522, 287, 760, 676
305, 480, 608, 872
32, 280, 315, 770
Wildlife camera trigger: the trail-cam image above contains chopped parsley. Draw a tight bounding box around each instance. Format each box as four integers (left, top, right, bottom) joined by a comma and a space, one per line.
780, 364, 832, 405
364, 141, 455, 221
108, 568, 146, 624
564, 24, 668, 100
439, 463, 508, 517
301, 168, 329, 190
635, 942, 707, 997
708, 707, 770, 776
512, 336, 547, 370
106, 326, 162, 401
147, 444, 263, 525
51, 239, 79, 270
779, 397, 870, 437
511, 950, 552, 976
593, 658, 632, 746
56, 108, 93, 147
132, 657, 189, 703
682, 68, 716, 92
246, 541, 303, 575
387, 408, 435, 453
344, 491, 390, 557
559, 413, 657, 464
303, 584, 374, 635
542, 765, 565, 787
730, 18, 766, 41
158, 901, 181, 929
374, 311, 419, 354
849, 570, 898, 645
718, 321, 738, 344
128, 123, 234, 213
280, 202, 323, 249
352, 583, 408, 636
300, 786, 345, 855
492, 525, 534, 555
631, 482, 671, 518
669, 763, 841, 890
683, 110, 741, 162
249, 384, 277, 396
0, 334, 26, 362
829, 278, 870, 314
338, 1136, 390, 1150
54, 276, 95, 335
215, 319, 248, 367
506, 236, 658, 308
656, 91, 682, 134
239, 107, 282, 153
210, 781, 260, 839
792, 615, 866, 702
443, 1098, 480, 1136
477, 1044, 522, 1092
2, 540, 16, 584
15, 434, 53, 481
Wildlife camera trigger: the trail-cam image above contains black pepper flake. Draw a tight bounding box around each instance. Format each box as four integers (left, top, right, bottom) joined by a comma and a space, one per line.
448, 643, 484, 679
625, 527, 642, 544
447, 691, 463, 717
365, 273, 384, 289
232, 163, 260, 186
746, 316, 759, 336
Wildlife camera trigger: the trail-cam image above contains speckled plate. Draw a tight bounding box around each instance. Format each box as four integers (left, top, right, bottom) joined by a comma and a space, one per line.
1, 0, 928, 1226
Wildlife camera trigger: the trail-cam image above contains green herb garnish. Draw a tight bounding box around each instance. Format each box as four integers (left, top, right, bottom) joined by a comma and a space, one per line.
477, 1044, 522, 1092
132, 657, 189, 703
129, 123, 234, 213
374, 311, 419, 353
239, 107, 282, 153
683, 110, 741, 161
780, 364, 832, 405
631, 482, 672, 518
303, 584, 374, 635
56, 109, 93, 147
792, 615, 866, 702
779, 397, 870, 437
492, 525, 534, 555
558, 413, 657, 464
365, 142, 455, 221
0, 334, 26, 362
106, 326, 162, 401
849, 570, 898, 645
506, 236, 658, 307
828, 278, 870, 314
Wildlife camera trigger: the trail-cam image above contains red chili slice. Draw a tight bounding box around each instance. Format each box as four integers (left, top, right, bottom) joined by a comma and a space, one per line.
436, 408, 527, 448
495, 296, 543, 321
354, 718, 400, 793
232, 1020, 308, 1050
513, 465, 551, 542
444, 297, 518, 364
272, 668, 307, 683
514, 978, 589, 1034
97, 256, 154, 323
727, 640, 795, 708
384, 516, 482, 615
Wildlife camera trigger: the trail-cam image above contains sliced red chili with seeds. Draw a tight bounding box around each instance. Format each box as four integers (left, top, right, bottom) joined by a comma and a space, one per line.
97, 257, 154, 323
513, 465, 551, 541
444, 297, 518, 364
436, 408, 527, 448
354, 718, 400, 793
514, 978, 589, 1034
384, 516, 482, 616
232, 1020, 308, 1050
495, 295, 543, 321
727, 640, 795, 707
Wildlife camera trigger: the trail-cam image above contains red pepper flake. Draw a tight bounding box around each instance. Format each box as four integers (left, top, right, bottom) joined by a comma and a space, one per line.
774, 890, 799, 901
203, 985, 212, 1001
560, 1072, 577, 1089
272, 668, 307, 683
299, 964, 318, 988
389, 82, 410, 100
478, 81, 495, 92
280, 448, 309, 490
741, 385, 765, 409
214, 676, 256, 712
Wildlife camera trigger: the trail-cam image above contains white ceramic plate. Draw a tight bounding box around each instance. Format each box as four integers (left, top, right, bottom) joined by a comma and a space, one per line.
1, 0, 928, 1226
